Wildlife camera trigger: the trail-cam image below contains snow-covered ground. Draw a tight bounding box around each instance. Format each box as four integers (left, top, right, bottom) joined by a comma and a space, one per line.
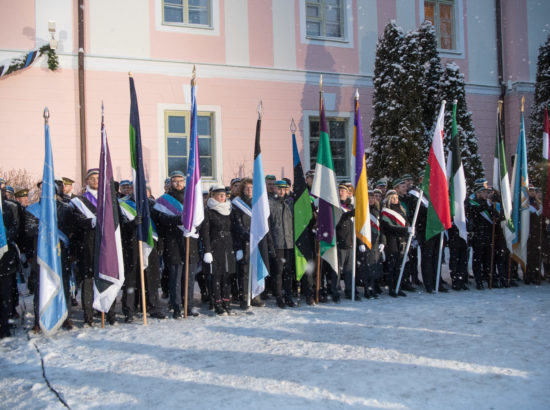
1, 280, 550, 410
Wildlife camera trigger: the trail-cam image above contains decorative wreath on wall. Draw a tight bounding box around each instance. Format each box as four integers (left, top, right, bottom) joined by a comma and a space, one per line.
0, 45, 59, 79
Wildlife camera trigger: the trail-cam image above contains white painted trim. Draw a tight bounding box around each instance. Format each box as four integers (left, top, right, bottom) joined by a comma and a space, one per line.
302, 109, 353, 180
419, 0, 465, 59
299, 0, 354, 49
154, 0, 220, 36
157, 103, 223, 191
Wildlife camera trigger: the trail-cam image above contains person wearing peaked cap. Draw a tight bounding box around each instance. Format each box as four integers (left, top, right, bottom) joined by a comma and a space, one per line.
380, 189, 411, 297
373, 188, 383, 203
282, 178, 292, 196
152, 169, 198, 319
14, 189, 29, 207
119, 180, 133, 197
401, 174, 414, 190
268, 178, 296, 309
4, 186, 15, 200
305, 170, 315, 190
375, 179, 387, 197
201, 182, 238, 315
466, 182, 498, 290
61, 177, 75, 199
229, 178, 241, 199
265, 174, 276, 198
0, 178, 5, 190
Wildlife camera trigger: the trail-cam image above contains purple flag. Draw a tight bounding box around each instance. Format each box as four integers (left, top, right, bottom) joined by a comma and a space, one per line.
93, 117, 125, 313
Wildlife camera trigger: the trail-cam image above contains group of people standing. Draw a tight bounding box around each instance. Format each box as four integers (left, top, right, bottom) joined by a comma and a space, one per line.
0, 167, 548, 339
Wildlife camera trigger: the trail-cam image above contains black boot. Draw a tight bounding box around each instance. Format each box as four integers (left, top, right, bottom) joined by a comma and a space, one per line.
276, 297, 286, 309
215, 302, 226, 315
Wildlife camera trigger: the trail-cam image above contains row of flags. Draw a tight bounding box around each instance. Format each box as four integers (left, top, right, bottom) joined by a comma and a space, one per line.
20, 70, 550, 333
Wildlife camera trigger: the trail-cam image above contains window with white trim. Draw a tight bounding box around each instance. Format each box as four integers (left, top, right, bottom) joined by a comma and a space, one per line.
163, 0, 212, 27
165, 110, 215, 178
424, 0, 455, 50
306, 0, 345, 40
309, 116, 349, 179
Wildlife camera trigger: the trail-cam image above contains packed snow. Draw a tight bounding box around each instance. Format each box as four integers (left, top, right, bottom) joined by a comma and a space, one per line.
1, 278, 549, 410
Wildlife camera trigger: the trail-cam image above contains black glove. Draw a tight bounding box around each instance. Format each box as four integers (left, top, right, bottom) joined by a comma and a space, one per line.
133, 215, 143, 226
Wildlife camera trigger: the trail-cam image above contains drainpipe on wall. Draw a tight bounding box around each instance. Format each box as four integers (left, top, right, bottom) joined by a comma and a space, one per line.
78, 0, 87, 186
495, 0, 506, 133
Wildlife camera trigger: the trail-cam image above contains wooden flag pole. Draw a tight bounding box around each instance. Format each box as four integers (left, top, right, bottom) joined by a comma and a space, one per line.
489, 212, 497, 289
101, 312, 105, 328
316, 244, 321, 304
184, 236, 190, 319
138, 244, 147, 325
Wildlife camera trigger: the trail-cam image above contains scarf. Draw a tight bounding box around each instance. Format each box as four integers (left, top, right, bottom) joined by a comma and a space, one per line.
207, 197, 231, 216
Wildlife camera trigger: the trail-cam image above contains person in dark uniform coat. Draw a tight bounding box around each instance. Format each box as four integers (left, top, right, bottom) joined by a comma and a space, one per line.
201, 184, 238, 315
380, 190, 412, 297
71, 168, 116, 326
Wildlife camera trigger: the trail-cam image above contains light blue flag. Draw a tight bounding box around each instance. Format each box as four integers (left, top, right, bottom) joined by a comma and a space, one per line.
510, 106, 530, 271
249, 115, 270, 298
0, 199, 7, 260
38, 114, 67, 334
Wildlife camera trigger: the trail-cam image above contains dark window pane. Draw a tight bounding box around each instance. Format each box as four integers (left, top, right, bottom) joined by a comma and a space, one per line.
310, 120, 320, 137
167, 137, 188, 156
168, 116, 186, 133
165, 0, 182, 5
197, 116, 211, 135
329, 120, 345, 138
334, 159, 346, 178
307, 5, 320, 17
189, 0, 208, 6
309, 139, 319, 169
200, 157, 212, 176
307, 21, 321, 36
325, 23, 341, 38
168, 157, 187, 175
326, 0, 340, 5
164, 6, 183, 23
198, 137, 211, 156
330, 140, 346, 157
325, 7, 340, 23
189, 9, 209, 25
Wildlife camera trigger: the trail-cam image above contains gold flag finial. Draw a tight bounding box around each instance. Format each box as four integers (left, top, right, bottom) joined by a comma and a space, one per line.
521, 96, 525, 113
355, 88, 359, 100
192, 65, 196, 86
498, 100, 503, 119
128, 72, 133, 78
290, 118, 297, 133
320, 75, 323, 92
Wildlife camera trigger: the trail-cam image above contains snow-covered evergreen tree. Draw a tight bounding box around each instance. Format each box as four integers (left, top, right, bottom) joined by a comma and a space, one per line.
527, 35, 550, 187
438, 62, 484, 189
416, 21, 443, 152
368, 21, 426, 183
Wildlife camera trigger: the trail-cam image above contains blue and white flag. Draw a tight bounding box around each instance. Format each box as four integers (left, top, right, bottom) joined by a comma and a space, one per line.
249, 113, 270, 298
0, 199, 7, 260
38, 114, 67, 334
510, 102, 530, 271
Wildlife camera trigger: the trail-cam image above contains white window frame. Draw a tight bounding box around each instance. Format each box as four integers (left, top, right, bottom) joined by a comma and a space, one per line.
155, 0, 220, 36
303, 110, 353, 181
158, 103, 223, 189
420, 0, 464, 58
300, 0, 354, 49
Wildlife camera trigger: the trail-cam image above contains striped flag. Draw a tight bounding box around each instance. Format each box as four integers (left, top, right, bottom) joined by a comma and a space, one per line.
0, 199, 7, 260
542, 108, 550, 218
249, 109, 270, 298
510, 102, 530, 270
182, 73, 204, 236
38, 112, 67, 334
352, 91, 371, 248
293, 131, 314, 280
421, 101, 452, 240
447, 101, 467, 241
311, 91, 341, 276
93, 116, 125, 313
129, 77, 154, 268
492, 103, 513, 247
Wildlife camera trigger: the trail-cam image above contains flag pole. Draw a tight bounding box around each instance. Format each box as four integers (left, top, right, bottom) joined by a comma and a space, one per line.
184, 236, 190, 318
315, 75, 323, 304
351, 89, 359, 302
435, 232, 444, 294
290, 118, 302, 307
129, 72, 148, 326
396, 190, 423, 294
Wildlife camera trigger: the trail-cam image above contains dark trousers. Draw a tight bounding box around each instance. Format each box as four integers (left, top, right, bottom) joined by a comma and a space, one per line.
472, 236, 491, 284
338, 247, 354, 296
212, 268, 230, 302
421, 237, 441, 292
0, 274, 13, 331
167, 264, 182, 312
181, 263, 196, 310
386, 251, 403, 291
449, 234, 468, 286
274, 249, 293, 298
